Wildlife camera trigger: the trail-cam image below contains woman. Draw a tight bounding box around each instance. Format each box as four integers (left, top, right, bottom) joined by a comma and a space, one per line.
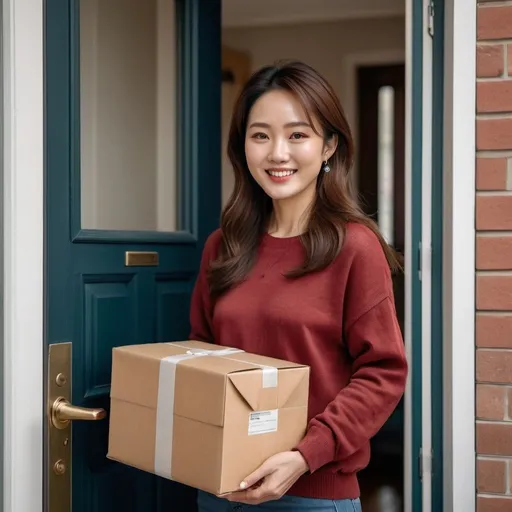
189, 60, 408, 512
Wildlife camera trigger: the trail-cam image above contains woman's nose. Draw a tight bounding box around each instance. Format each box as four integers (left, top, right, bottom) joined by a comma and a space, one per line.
268, 138, 289, 163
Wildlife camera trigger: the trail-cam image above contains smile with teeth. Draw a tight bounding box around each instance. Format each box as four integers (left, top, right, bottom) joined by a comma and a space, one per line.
266, 169, 297, 177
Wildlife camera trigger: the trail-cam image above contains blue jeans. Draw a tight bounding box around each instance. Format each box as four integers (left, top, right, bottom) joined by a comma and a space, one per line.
197, 491, 362, 511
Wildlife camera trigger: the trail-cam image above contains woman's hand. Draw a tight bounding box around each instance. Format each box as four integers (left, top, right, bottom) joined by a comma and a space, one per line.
223, 451, 309, 505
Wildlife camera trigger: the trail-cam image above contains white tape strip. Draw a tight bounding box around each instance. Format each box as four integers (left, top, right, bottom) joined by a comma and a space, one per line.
154, 352, 197, 479
261, 366, 278, 388
154, 345, 245, 479
226, 356, 279, 388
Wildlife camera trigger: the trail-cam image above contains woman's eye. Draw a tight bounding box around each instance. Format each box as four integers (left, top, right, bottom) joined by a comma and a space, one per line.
290, 132, 306, 140
252, 132, 268, 140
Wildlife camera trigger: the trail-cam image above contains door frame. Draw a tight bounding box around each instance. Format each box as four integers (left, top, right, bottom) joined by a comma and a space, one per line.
2, 0, 476, 511
2, 0, 44, 511
441, 0, 476, 510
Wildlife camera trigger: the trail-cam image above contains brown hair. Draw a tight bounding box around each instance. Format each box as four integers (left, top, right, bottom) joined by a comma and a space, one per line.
209, 60, 401, 298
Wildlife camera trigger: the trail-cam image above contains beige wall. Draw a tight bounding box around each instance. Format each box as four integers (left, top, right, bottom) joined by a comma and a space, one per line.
221, 17, 405, 207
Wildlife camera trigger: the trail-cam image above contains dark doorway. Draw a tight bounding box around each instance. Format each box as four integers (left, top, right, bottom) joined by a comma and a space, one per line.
356, 63, 406, 512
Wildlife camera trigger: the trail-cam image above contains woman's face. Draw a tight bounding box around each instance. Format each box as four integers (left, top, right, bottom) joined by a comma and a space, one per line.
244, 89, 336, 203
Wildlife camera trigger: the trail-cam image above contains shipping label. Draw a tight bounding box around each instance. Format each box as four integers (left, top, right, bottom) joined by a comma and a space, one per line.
248, 409, 278, 435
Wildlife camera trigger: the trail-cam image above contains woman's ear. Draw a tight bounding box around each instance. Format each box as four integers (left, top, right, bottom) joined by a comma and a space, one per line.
324, 134, 338, 161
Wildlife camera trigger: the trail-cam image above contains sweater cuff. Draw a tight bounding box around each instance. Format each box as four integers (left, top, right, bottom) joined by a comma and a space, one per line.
295, 425, 337, 473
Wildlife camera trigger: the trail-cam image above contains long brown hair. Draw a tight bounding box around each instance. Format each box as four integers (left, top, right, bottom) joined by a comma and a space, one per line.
209, 60, 401, 298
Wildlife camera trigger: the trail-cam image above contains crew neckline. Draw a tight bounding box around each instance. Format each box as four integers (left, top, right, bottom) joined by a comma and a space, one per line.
261, 231, 304, 248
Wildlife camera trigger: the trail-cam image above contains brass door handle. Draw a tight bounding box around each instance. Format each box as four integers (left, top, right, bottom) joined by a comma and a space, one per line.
50, 396, 106, 430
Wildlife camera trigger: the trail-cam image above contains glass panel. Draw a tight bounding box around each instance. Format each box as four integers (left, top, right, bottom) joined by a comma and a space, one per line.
377, 86, 395, 245
80, 0, 179, 232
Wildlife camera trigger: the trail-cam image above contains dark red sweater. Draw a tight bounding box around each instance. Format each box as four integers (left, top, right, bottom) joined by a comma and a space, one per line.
189, 223, 408, 500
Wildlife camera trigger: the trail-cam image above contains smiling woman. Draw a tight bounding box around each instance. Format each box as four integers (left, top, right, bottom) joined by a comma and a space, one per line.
210, 60, 402, 299
244, 91, 335, 202
189, 60, 408, 511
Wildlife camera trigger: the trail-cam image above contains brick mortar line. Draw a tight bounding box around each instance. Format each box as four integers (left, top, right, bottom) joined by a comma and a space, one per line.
477, 77, 510, 82
477, 41, 508, 46
478, 112, 512, 118
476, 310, 512, 315
478, 38, 512, 45
477, 419, 512, 424
477, 76, 512, 81
506, 42, 510, 79
477, 347, 512, 350
478, 150, 512, 156
478, 1, 512, 7
477, 190, 512, 195
478, 455, 512, 461
477, 231, 512, 236
477, 346, 512, 350
477, 383, 512, 388
476, 265, 512, 277
477, 416, 512, 422
477, 490, 511, 497
508, 459, 511, 494
477, 382, 512, 388
476, 269, 512, 275
477, 113, 512, 119
478, 493, 512, 500
477, 230, 512, 235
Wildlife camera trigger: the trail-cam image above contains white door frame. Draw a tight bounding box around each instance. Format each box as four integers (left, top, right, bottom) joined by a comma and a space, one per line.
442, 0, 476, 510
2, 0, 476, 511
2, 0, 44, 511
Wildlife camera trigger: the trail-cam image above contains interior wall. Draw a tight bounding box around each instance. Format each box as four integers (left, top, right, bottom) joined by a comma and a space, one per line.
221, 16, 405, 206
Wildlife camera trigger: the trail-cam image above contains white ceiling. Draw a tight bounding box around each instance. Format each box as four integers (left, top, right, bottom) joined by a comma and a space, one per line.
222, 0, 406, 28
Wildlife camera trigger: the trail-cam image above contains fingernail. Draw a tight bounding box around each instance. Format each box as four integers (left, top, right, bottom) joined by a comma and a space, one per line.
239, 481, 247, 489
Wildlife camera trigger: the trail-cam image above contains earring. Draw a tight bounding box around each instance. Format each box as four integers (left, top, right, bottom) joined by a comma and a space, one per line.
322, 160, 331, 173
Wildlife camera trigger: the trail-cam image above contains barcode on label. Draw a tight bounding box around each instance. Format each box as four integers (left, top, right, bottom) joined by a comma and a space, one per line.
248, 409, 278, 435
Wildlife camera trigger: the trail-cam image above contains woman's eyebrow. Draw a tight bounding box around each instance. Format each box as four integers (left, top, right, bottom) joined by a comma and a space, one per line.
248, 121, 311, 129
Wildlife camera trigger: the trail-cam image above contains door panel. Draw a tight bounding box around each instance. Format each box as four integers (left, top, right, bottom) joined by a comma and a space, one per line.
45, 1, 221, 510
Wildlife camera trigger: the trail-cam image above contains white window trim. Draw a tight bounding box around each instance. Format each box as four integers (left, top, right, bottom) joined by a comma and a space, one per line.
1, 0, 476, 510
442, 0, 476, 510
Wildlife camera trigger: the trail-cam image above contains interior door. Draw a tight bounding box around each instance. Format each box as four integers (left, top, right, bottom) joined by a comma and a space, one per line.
45, 0, 221, 511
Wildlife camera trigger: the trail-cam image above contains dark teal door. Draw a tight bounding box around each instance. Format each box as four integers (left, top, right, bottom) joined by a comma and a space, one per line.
45, 0, 221, 510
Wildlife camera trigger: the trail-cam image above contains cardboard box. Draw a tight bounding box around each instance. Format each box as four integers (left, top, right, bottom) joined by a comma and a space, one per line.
107, 340, 310, 495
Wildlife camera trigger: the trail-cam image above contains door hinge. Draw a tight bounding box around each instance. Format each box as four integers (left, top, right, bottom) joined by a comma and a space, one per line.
419, 448, 433, 481
427, 0, 435, 37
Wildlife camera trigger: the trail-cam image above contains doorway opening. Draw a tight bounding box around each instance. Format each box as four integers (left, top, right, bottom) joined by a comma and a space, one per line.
221, 2, 407, 511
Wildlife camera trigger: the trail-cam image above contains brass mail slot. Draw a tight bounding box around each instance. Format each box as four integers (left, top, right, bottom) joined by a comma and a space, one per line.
125, 251, 159, 267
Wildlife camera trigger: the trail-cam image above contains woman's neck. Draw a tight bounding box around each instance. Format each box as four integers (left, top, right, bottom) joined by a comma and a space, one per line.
268, 191, 315, 238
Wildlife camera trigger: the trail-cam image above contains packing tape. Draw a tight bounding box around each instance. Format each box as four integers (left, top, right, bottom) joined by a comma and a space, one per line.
154, 345, 278, 480
225, 356, 278, 388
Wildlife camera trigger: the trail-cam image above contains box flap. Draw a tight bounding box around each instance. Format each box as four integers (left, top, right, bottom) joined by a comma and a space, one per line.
277, 367, 310, 408
228, 371, 273, 411
228, 365, 310, 412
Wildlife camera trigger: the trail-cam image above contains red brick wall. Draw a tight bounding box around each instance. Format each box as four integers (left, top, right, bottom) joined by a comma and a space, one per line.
476, 1, 512, 511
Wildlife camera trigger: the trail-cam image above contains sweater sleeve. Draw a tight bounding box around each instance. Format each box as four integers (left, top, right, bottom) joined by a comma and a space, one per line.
295, 226, 408, 473
296, 297, 407, 472
188, 230, 222, 343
